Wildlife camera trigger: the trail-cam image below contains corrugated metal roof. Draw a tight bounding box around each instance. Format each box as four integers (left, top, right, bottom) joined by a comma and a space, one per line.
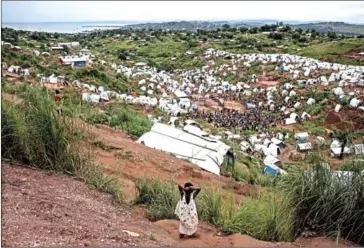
137, 123, 231, 175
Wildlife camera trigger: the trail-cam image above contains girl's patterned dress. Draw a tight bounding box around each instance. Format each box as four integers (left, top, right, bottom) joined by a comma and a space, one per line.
175, 192, 198, 236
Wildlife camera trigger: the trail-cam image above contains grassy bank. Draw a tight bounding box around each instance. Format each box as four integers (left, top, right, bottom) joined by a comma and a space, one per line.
1, 85, 123, 203
133, 162, 364, 245
277, 163, 364, 245
134, 178, 294, 242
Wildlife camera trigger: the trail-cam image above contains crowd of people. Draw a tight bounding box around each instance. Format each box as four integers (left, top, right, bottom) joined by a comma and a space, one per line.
185, 108, 286, 131
184, 91, 297, 131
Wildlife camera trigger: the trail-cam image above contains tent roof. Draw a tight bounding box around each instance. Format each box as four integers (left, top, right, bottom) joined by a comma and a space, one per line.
174, 89, 188, 98
271, 137, 284, 145
295, 132, 309, 138
137, 123, 231, 175
297, 142, 312, 150
264, 155, 280, 165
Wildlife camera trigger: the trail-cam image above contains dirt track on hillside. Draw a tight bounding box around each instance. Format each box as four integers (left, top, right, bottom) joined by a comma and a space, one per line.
2, 163, 358, 247
83, 122, 258, 202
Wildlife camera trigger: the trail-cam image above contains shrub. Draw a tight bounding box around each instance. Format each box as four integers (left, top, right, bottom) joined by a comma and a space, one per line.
134, 178, 179, 220
276, 164, 364, 245
224, 191, 294, 242
1, 86, 123, 203
304, 103, 323, 115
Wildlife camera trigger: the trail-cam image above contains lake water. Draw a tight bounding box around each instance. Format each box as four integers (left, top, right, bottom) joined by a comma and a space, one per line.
2, 21, 131, 34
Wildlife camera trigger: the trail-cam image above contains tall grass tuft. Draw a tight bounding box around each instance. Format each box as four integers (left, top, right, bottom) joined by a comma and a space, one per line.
1, 86, 123, 203
134, 177, 295, 242
276, 163, 364, 245
225, 190, 294, 242
134, 178, 179, 220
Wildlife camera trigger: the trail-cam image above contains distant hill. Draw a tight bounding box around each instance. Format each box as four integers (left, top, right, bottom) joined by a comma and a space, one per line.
120, 20, 364, 35
291, 22, 364, 36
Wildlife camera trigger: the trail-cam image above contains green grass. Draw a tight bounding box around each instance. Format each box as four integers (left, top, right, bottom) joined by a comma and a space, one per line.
58, 88, 152, 138
301, 122, 326, 136
1, 85, 123, 203
134, 178, 294, 242
276, 163, 364, 245
296, 38, 364, 65
303, 103, 323, 116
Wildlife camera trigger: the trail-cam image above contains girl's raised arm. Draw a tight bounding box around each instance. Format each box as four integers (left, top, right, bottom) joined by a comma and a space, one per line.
178, 184, 184, 199
192, 187, 201, 199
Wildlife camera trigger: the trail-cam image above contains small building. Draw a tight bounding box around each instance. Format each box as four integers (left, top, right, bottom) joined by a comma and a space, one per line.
60, 56, 87, 67
51, 46, 64, 51
57, 42, 80, 48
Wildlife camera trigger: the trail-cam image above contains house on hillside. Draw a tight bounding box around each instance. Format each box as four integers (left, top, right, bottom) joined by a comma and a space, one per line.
57, 42, 80, 48
51, 46, 64, 51
60, 55, 87, 67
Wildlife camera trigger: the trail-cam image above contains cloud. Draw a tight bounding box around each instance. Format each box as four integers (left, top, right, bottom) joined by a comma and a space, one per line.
2, 1, 364, 23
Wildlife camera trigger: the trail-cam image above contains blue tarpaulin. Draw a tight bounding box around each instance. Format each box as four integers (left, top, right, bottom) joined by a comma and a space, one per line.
263, 165, 278, 176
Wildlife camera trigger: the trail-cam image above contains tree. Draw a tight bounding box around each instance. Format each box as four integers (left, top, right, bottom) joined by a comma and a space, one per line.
292, 33, 300, 40
222, 24, 230, 30
327, 31, 337, 39
239, 27, 248, 33
281, 25, 291, 32
118, 53, 127, 60
249, 27, 258, 34
62, 45, 69, 54
268, 33, 283, 40
298, 36, 308, 43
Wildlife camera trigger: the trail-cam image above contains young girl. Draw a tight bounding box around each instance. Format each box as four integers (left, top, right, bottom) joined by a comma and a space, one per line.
175, 182, 201, 239
54, 90, 63, 115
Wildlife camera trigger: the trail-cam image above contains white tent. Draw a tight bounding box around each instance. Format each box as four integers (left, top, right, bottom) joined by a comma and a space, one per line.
353, 144, 364, 155
349, 98, 361, 108
100, 92, 110, 101
335, 104, 342, 112
263, 155, 280, 166
137, 123, 231, 176
263, 143, 280, 157
297, 142, 313, 152
174, 89, 188, 98
333, 87, 344, 96
89, 94, 100, 103
330, 139, 351, 157
307, 98, 316, 105
240, 141, 253, 152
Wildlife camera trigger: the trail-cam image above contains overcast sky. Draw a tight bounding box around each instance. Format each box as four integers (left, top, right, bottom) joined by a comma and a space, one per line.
2, 1, 364, 24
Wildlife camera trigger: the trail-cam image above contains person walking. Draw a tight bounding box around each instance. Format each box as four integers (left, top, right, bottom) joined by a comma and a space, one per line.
175, 182, 201, 239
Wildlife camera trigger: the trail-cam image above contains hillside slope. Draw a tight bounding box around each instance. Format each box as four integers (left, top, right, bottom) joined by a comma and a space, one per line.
292, 22, 364, 35
2, 163, 358, 247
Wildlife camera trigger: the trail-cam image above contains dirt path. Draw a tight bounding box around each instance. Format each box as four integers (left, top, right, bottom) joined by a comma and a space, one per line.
85, 123, 258, 202
1, 162, 175, 247
2, 163, 357, 247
